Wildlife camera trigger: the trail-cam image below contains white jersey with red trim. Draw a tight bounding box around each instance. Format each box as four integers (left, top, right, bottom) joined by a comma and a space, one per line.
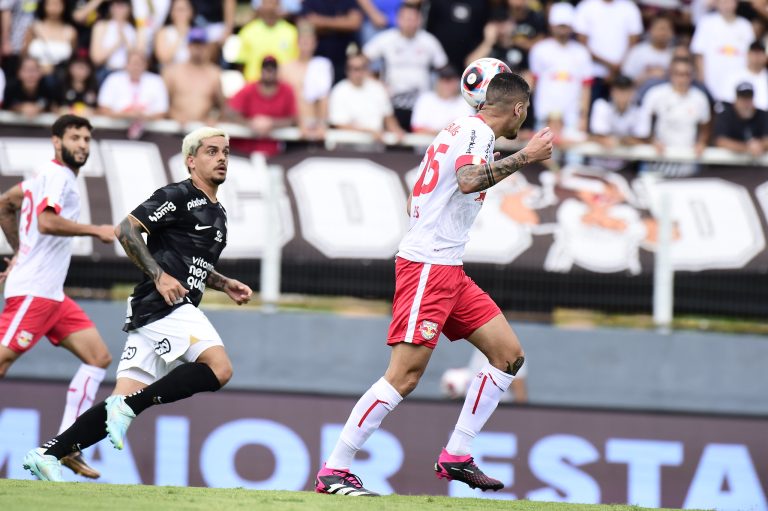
4, 160, 81, 301
397, 115, 495, 265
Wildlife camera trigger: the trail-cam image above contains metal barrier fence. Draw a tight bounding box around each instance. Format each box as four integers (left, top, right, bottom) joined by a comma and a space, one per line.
1, 113, 768, 319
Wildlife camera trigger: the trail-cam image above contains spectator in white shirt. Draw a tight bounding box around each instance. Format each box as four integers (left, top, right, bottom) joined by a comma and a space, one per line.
328, 52, 404, 140
690, 0, 754, 103
725, 41, 768, 111
363, 3, 448, 130
97, 50, 169, 120
410, 65, 474, 135
574, 0, 643, 101
529, 2, 593, 133
589, 75, 644, 148
621, 16, 675, 87
638, 57, 711, 156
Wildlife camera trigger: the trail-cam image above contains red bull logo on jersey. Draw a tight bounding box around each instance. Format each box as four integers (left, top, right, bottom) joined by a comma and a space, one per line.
420, 320, 438, 341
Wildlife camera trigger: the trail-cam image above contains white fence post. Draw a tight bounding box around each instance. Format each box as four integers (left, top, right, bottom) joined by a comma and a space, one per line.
252, 152, 283, 313
653, 190, 674, 332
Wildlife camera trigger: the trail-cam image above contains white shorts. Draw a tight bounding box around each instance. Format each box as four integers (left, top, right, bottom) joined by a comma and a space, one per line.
116, 304, 223, 385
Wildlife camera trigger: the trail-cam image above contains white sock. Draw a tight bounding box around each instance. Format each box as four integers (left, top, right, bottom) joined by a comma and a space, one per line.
58, 363, 107, 434
325, 377, 403, 470
446, 363, 513, 456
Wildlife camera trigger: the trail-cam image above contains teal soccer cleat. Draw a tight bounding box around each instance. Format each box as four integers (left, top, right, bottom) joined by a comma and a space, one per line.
23, 447, 63, 482
105, 395, 136, 450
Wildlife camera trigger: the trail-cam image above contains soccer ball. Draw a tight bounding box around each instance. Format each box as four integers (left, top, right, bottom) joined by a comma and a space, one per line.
460, 57, 512, 109
440, 368, 473, 399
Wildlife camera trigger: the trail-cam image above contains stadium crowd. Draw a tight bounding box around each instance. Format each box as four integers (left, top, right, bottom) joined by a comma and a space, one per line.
1, 0, 767, 157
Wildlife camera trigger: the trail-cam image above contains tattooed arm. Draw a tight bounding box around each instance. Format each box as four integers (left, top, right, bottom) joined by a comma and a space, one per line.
206, 270, 253, 305
456, 127, 554, 194
116, 215, 188, 306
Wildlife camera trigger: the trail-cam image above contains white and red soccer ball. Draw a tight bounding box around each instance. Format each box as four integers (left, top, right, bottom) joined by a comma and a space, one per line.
460, 57, 512, 109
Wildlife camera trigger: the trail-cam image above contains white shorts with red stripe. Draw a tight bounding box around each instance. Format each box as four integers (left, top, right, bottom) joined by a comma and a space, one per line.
386, 257, 501, 349
0, 295, 95, 353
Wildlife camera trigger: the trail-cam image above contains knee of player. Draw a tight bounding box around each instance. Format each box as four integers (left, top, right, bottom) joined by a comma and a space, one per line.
94, 351, 113, 369
212, 362, 233, 388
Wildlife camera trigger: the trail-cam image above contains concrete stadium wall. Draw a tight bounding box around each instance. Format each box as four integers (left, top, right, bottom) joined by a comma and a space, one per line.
5, 300, 767, 416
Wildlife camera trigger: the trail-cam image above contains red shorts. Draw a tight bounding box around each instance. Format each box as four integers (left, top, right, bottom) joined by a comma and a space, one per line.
0, 296, 95, 353
386, 257, 501, 349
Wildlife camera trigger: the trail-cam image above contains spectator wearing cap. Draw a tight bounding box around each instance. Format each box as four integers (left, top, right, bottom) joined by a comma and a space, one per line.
528, 3, 593, 133
589, 75, 644, 148
236, 0, 298, 82
2, 55, 58, 116
328, 52, 404, 140
154, 0, 196, 67
725, 42, 768, 111
713, 82, 768, 157
97, 49, 169, 119
363, 3, 449, 131
638, 57, 711, 156
164, 27, 230, 125
228, 55, 297, 156
574, 0, 643, 103
621, 15, 675, 88
300, 0, 363, 87
691, 0, 754, 103
280, 21, 334, 140
57, 51, 99, 115
410, 65, 474, 135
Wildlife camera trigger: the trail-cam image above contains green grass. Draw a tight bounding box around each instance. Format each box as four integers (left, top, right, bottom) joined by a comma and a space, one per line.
0, 479, 689, 511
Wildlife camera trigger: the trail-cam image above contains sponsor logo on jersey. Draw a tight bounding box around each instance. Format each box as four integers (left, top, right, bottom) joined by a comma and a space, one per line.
16, 330, 33, 349
445, 122, 460, 136
154, 338, 172, 356
214, 230, 223, 243
466, 129, 477, 154
420, 320, 438, 341
148, 201, 176, 222
194, 224, 212, 231
120, 346, 137, 361
187, 197, 208, 210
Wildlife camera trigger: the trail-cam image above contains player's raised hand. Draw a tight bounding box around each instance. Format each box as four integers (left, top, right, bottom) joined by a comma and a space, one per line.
224, 279, 253, 305
0, 254, 17, 284
523, 127, 554, 163
94, 224, 117, 243
155, 272, 188, 306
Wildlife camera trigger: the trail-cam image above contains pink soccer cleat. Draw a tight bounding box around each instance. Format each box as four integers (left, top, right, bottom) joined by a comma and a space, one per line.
434, 448, 504, 491
315, 463, 379, 496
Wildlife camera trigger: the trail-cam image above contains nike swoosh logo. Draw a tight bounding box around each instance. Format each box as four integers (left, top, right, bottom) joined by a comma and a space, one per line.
195, 224, 213, 231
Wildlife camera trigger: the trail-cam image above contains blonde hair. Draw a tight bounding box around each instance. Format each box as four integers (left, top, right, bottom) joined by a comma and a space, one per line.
182, 126, 230, 160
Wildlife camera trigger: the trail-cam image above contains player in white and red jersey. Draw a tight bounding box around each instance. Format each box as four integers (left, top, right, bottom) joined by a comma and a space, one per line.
0, 115, 116, 479
316, 73, 553, 496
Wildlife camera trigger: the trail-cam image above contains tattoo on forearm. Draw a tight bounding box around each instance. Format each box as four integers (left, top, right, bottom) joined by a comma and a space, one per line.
456, 150, 529, 193
116, 217, 163, 281
205, 271, 229, 292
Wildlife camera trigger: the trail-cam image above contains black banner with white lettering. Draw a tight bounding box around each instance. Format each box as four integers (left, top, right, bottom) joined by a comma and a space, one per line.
1, 125, 767, 315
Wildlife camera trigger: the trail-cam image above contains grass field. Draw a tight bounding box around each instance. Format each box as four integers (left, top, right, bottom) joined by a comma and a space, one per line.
1, 480, 692, 511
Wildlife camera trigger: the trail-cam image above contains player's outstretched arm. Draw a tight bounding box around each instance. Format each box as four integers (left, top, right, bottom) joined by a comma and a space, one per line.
38, 209, 115, 243
116, 215, 188, 306
0, 184, 22, 253
456, 127, 554, 194
0, 184, 22, 283
206, 271, 253, 305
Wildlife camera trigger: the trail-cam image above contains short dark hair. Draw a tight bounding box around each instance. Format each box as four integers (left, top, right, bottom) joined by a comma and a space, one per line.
51, 114, 93, 138
485, 72, 530, 107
